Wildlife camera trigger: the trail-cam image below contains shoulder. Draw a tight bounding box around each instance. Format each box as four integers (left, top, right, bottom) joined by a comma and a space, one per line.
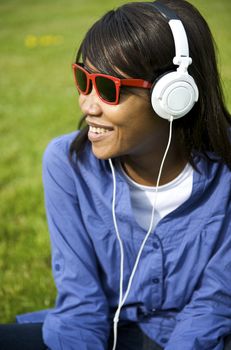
194, 152, 231, 182
193, 152, 231, 211
43, 130, 93, 173
42, 131, 82, 193
43, 131, 79, 165
42, 131, 112, 189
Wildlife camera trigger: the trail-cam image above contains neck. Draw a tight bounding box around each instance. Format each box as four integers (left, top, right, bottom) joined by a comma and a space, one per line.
120, 134, 187, 187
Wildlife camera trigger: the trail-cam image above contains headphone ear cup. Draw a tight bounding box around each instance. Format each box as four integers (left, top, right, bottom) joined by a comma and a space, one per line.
151, 71, 199, 120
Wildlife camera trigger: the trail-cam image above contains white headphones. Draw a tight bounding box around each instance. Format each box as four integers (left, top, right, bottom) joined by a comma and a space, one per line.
151, 1, 199, 120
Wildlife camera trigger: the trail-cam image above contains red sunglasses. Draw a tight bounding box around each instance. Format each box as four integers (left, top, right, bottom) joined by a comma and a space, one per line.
72, 63, 152, 105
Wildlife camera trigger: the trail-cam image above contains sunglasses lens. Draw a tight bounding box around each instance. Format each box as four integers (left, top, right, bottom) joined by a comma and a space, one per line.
95, 76, 117, 103
76, 67, 88, 93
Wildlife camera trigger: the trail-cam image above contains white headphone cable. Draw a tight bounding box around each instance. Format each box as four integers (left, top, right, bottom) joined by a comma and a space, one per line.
109, 156, 125, 307
109, 115, 174, 350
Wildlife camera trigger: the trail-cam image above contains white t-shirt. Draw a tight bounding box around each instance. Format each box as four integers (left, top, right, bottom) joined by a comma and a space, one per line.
119, 162, 193, 231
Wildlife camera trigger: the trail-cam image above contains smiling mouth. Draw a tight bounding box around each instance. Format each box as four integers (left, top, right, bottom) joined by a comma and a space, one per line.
87, 124, 114, 142
89, 125, 112, 134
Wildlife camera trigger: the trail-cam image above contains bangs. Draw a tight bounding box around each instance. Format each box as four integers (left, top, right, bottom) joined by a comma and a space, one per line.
75, 3, 175, 81
81, 11, 128, 78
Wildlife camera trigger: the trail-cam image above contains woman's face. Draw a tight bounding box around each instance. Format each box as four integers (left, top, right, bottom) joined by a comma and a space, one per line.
79, 80, 169, 161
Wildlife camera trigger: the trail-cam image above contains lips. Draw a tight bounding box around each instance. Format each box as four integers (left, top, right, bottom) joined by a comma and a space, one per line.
86, 119, 114, 142
89, 125, 111, 134
86, 118, 114, 130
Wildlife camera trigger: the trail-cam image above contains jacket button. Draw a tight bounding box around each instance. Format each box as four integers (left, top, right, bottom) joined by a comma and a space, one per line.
152, 278, 160, 284
161, 338, 168, 344
55, 263, 61, 271
152, 242, 159, 249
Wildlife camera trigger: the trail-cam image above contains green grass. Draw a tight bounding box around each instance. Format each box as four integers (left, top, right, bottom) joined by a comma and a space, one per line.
0, 0, 230, 323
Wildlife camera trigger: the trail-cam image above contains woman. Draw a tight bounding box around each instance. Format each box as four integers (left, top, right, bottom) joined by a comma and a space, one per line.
1, 0, 231, 349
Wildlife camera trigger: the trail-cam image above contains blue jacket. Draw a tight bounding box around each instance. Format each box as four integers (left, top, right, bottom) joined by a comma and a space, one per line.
18, 131, 231, 349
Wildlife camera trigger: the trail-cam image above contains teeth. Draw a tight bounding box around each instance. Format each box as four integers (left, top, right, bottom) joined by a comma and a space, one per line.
89, 126, 110, 134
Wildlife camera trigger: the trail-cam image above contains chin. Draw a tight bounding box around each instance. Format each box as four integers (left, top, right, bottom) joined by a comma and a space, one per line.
91, 145, 119, 160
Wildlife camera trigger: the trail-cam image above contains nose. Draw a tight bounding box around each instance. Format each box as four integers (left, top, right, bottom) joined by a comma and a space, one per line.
79, 87, 103, 116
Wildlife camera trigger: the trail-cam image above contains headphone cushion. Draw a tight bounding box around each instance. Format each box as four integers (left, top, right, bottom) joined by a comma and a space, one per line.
151, 71, 199, 120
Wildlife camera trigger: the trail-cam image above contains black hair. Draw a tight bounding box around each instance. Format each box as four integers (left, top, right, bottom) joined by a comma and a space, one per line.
70, 0, 231, 168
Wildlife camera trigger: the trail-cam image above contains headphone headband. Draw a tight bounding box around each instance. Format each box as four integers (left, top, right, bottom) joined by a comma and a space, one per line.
150, 1, 199, 120
152, 1, 179, 20
153, 1, 192, 71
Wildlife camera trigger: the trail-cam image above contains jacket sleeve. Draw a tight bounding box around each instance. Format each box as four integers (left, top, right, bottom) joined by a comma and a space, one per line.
41, 139, 110, 350
165, 211, 231, 350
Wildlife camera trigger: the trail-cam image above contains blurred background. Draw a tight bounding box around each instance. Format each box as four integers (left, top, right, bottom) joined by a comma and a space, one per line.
0, 0, 230, 322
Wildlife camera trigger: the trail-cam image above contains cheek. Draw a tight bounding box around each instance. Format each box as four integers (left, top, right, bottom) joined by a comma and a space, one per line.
78, 95, 85, 110
113, 115, 155, 150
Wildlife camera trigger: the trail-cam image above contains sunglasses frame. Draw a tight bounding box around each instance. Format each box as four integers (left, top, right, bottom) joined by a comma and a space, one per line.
72, 63, 152, 105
